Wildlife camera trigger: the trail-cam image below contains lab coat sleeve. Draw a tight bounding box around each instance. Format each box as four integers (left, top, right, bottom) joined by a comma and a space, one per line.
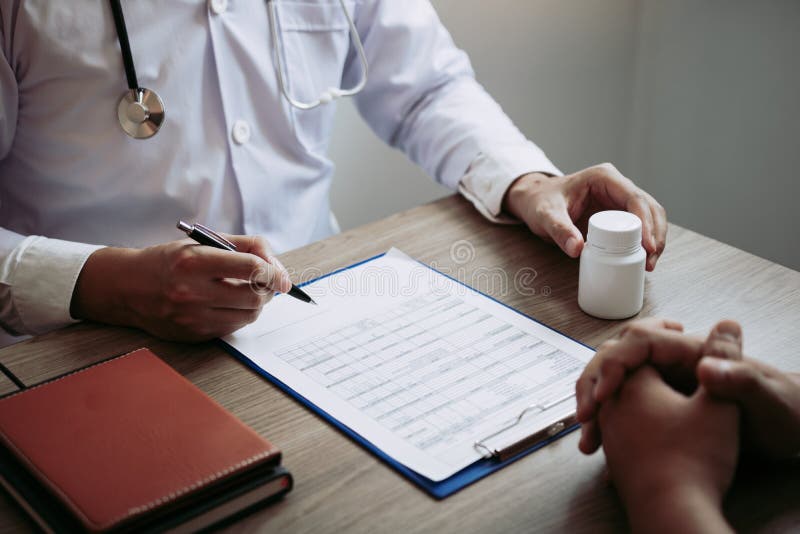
347, 0, 562, 221
0, 35, 104, 336
0, 235, 103, 336
0, 14, 16, 162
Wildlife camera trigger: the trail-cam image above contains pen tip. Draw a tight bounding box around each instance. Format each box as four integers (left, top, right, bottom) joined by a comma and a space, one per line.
310, 299, 318, 306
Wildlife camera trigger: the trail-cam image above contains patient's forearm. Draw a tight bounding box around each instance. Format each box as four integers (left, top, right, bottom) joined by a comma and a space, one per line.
624, 483, 732, 534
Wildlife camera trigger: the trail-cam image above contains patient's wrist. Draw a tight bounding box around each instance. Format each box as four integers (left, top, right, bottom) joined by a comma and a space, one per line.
623, 481, 730, 534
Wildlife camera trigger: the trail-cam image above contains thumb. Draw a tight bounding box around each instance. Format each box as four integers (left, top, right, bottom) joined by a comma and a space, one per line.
702, 320, 743, 361
697, 357, 766, 403
538, 204, 584, 258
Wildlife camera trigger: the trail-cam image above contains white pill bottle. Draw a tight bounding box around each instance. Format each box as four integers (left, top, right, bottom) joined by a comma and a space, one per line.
578, 211, 646, 319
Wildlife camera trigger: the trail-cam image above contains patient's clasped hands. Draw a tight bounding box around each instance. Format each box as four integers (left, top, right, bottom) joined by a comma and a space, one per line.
576, 318, 800, 532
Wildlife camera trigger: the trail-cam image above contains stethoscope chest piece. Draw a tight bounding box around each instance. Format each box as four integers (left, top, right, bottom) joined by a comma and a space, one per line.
117, 88, 165, 139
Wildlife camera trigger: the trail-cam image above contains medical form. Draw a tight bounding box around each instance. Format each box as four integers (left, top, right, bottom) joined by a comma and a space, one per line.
224, 249, 595, 482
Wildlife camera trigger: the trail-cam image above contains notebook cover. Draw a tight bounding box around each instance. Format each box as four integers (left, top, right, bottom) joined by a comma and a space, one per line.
0, 348, 282, 532
220, 252, 587, 499
0, 442, 292, 534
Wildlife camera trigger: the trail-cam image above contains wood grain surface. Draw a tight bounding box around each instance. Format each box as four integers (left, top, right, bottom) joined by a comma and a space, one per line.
0, 195, 798, 533
0, 372, 17, 397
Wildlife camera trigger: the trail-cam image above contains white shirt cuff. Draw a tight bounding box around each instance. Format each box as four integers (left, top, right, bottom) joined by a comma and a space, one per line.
458, 143, 562, 224
0, 236, 103, 335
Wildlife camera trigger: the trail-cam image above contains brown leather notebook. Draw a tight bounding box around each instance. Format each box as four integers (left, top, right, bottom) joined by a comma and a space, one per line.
0, 348, 291, 533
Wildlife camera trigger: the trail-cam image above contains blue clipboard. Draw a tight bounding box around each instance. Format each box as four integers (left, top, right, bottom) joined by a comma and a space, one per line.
219, 252, 592, 500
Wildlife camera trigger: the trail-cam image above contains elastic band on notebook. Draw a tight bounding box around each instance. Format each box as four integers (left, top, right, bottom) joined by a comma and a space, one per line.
0, 361, 25, 390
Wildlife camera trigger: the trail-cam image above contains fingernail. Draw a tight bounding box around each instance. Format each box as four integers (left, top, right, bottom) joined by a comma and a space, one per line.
704, 357, 732, 379
282, 273, 292, 293
267, 256, 291, 290
566, 237, 580, 257
715, 321, 741, 342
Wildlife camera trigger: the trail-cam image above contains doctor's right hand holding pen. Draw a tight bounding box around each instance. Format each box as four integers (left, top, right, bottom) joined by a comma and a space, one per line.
70, 234, 293, 342
575, 317, 800, 533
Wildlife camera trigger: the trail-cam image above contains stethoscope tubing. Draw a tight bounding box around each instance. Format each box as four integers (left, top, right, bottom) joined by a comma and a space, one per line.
109, 0, 139, 91
267, 0, 369, 110
108, 0, 369, 139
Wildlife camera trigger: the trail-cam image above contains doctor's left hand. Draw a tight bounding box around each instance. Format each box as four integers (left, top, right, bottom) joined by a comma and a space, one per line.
70, 235, 292, 342
502, 163, 667, 271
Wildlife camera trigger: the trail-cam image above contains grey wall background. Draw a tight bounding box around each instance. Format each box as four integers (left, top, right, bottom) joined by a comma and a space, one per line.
329, 0, 800, 270
627, 0, 800, 270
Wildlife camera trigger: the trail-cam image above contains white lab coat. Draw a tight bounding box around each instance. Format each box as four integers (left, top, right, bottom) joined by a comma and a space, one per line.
0, 0, 560, 339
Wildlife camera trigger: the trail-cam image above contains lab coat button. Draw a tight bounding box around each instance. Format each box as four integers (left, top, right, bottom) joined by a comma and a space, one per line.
232, 120, 251, 145
209, 0, 228, 15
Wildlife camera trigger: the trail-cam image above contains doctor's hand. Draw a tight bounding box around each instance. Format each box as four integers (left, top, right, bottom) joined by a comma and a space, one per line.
502, 163, 667, 271
71, 235, 292, 342
596, 366, 739, 534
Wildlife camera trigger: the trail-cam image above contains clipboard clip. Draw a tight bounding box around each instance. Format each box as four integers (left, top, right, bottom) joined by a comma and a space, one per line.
473, 392, 576, 461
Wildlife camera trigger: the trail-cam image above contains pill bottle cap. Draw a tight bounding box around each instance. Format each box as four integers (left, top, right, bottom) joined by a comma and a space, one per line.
586, 211, 642, 252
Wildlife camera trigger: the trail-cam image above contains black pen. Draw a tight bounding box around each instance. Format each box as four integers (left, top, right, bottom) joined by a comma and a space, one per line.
177, 220, 316, 305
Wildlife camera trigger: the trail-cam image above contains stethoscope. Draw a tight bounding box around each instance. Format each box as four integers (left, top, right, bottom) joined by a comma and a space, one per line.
109, 0, 369, 139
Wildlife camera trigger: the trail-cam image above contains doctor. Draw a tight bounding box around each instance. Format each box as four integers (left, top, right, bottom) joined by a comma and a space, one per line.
0, 1, 666, 343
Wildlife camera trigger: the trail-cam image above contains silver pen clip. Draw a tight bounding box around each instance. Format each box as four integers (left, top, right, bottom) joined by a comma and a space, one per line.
193, 222, 236, 250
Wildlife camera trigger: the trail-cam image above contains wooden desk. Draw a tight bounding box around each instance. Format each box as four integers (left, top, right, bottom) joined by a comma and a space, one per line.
1, 195, 798, 533
0, 372, 18, 397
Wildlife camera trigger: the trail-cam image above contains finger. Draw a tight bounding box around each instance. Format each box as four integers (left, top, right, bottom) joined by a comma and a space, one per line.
615, 365, 676, 403
625, 194, 656, 255
593, 324, 704, 403
697, 357, 770, 404
169, 277, 274, 310
224, 234, 293, 292
578, 419, 602, 454
536, 201, 584, 257
699, 358, 800, 458
270, 255, 289, 276
596, 365, 675, 432
225, 233, 276, 258
207, 278, 275, 309
579, 164, 657, 254
171, 307, 263, 340
702, 320, 743, 361
617, 317, 683, 338
190, 247, 291, 293
577, 340, 611, 422
578, 318, 683, 420
186, 245, 264, 279
646, 198, 668, 271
